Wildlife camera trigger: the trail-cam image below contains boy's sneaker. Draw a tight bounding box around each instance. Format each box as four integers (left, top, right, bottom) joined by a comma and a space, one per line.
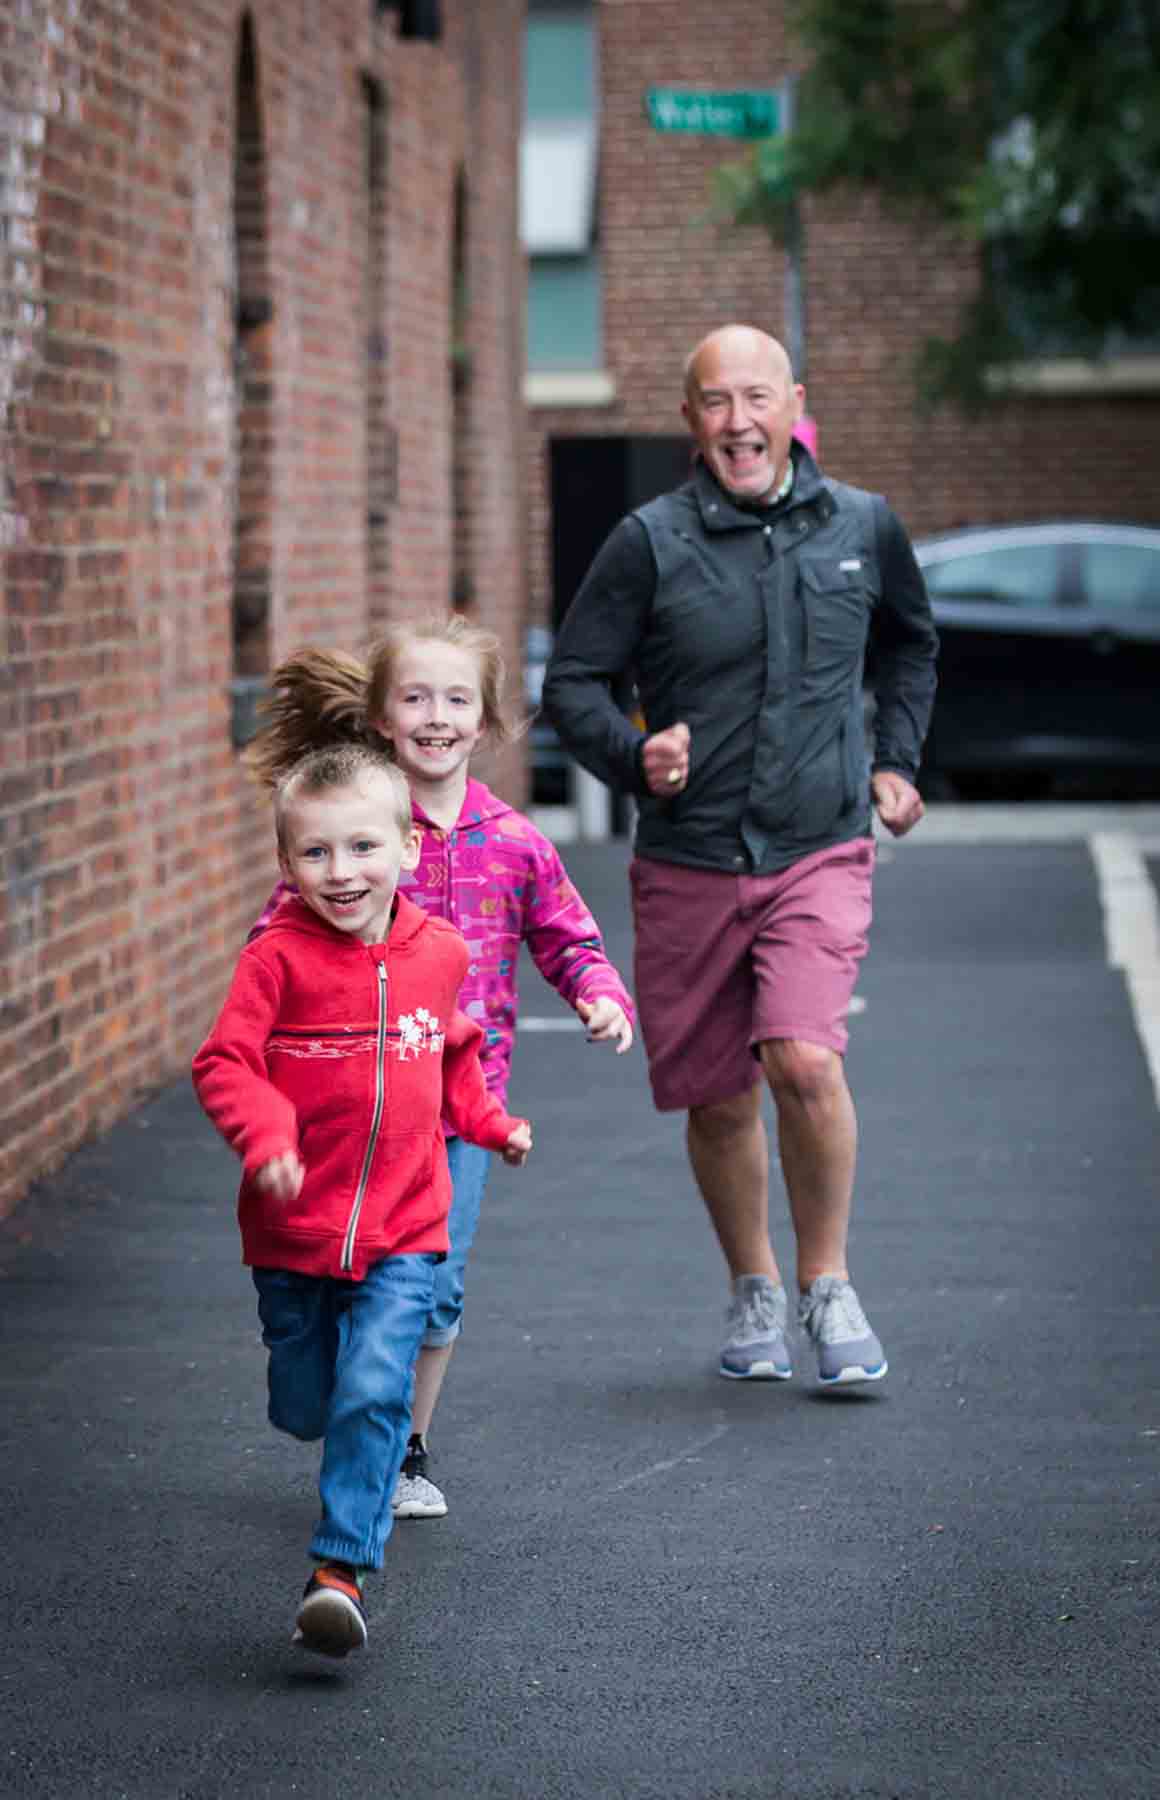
392, 1434, 448, 1519
719, 1275, 792, 1380
292, 1563, 367, 1657
797, 1276, 887, 1386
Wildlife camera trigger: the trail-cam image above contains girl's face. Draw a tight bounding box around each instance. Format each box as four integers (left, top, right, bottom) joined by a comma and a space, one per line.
377, 640, 486, 792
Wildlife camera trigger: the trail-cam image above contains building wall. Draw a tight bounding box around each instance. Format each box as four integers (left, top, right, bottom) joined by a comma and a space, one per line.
526, 0, 1160, 627
0, 0, 526, 1219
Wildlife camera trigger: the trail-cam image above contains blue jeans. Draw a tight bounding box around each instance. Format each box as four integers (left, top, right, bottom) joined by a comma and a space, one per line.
252, 1254, 437, 1570
422, 1138, 492, 1347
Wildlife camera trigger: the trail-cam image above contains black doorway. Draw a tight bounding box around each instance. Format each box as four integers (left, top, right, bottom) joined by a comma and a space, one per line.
548, 435, 693, 629
539, 436, 692, 826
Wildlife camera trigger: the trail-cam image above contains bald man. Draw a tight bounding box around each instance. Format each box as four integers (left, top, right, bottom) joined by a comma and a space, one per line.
544, 325, 938, 1388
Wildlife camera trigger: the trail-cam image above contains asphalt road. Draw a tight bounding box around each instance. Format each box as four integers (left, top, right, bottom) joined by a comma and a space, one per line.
3, 810, 1159, 1800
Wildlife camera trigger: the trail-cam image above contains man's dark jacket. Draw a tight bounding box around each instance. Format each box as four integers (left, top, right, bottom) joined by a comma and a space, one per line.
542, 445, 939, 875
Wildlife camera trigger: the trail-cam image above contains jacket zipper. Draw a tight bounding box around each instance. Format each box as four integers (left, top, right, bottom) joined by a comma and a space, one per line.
444, 827, 456, 924
341, 959, 388, 1271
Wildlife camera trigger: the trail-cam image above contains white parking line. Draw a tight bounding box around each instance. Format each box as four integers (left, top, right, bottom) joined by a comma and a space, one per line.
893, 803, 1160, 845
1090, 832, 1160, 1111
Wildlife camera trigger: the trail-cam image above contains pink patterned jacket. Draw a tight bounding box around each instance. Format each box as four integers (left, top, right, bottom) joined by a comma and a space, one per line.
249, 778, 634, 1106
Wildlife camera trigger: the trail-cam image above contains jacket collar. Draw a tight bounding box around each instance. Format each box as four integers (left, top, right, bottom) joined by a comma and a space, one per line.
691, 441, 829, 533
276, 889, 428, 952
411, 777, 512, 831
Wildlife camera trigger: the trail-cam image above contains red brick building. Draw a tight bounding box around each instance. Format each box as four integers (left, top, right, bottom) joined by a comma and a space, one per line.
523, 0, 1160, 639
1, 0, 526, 1217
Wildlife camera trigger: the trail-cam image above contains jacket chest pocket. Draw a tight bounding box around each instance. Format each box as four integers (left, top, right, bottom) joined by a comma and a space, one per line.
652, 538, 764, 671
800, 564, 868, 671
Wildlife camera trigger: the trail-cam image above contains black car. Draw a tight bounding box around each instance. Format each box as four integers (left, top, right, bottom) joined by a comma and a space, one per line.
911, 522, 1160, 798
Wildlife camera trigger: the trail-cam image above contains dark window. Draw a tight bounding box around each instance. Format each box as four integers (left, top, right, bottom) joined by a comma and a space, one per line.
923, 544, 1058, 609
362, 76, 391, 633
1083, 541, 1160, 614
230, 12, 273, 745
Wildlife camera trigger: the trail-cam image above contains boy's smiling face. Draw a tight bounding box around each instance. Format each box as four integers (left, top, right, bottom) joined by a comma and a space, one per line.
278, 772, 420, 944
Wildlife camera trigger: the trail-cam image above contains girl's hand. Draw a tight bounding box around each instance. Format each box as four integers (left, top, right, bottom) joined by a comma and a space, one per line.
576, 996, 634, 1054
502, 1121, 533, 1167
255, 1150, 305, 1201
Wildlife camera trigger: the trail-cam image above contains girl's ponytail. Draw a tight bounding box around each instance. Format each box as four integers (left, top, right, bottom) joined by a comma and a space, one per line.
243, 647, 377, 789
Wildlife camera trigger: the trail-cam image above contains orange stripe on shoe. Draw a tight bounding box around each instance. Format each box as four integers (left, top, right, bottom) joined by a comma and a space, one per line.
313, 1565, 362, 1604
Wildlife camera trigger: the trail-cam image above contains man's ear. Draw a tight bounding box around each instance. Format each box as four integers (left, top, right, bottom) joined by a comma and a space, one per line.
401, 827, 422, 872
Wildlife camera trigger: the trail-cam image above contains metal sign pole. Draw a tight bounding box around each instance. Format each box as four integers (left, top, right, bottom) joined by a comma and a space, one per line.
781, 73, 806, 385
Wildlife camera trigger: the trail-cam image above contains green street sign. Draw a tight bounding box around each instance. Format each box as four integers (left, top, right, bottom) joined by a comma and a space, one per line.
645, 87, 780, 140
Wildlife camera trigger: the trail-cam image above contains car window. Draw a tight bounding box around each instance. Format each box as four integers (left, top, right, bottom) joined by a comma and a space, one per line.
922, 544, 1059, 608
1083, 541, 1160, 613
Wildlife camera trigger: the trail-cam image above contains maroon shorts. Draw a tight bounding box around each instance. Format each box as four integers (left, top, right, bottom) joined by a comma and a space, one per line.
629, 838, 875, 1113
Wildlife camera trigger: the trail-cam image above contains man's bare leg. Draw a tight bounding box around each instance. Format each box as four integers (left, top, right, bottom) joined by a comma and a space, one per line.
758, 1039, 856, 1290
686, 1084, 781, 1284
758, 1037, 887, 1382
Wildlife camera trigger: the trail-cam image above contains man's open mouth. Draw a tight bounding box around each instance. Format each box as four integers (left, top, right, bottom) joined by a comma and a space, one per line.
327, 890, 369, 908
723, 442, 766, 467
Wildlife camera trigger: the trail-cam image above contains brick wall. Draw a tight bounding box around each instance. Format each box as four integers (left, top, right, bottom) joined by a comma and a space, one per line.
526, 0, 1160, 625
0, 0, 526, 1219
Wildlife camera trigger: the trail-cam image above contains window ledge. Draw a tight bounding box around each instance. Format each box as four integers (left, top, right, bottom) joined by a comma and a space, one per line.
524, 369, 617, 409
988, 354, 1160, 397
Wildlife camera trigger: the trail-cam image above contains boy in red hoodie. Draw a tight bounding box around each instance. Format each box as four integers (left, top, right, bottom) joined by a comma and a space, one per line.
193, 745, 531, 1657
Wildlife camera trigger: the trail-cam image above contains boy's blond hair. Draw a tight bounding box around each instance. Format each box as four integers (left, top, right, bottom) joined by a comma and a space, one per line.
273, 744, 413, 852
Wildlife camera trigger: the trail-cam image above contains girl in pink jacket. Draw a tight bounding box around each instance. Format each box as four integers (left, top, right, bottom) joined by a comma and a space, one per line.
246, 616, 634, 1519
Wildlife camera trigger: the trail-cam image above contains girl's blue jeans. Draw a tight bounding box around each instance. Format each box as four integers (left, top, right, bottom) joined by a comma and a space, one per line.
252, 1252, 437, 1570
422, 1138, 492, 1348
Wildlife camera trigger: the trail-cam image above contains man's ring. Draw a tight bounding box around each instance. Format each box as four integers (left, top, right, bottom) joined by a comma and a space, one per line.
667, 768, 681, 785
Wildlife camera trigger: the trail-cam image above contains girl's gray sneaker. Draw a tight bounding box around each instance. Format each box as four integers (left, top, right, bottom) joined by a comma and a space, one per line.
719, 1275, 792, 1379
392, 1434, 448, 1518
797, 1276, 887, 1385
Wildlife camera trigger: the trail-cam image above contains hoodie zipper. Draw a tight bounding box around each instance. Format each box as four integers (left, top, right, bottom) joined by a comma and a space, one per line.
341, 958, 388, 1272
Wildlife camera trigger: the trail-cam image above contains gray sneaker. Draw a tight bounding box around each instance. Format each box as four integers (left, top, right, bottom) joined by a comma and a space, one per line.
797, 1276, 887, 1386
391, 1436, 448, 1519
719, 1275, 792, 1380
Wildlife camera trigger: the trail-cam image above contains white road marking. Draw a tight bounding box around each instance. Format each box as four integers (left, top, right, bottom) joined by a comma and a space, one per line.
1090, 832, 1160, 1111
523, 1000, 868, 1030
887, 803, 1160, 845
605, 1422, 730, 1495
522, 807, 1160, 1107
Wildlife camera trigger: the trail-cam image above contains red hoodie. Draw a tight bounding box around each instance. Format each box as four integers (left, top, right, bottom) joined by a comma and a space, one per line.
192, 893, 525, 1281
